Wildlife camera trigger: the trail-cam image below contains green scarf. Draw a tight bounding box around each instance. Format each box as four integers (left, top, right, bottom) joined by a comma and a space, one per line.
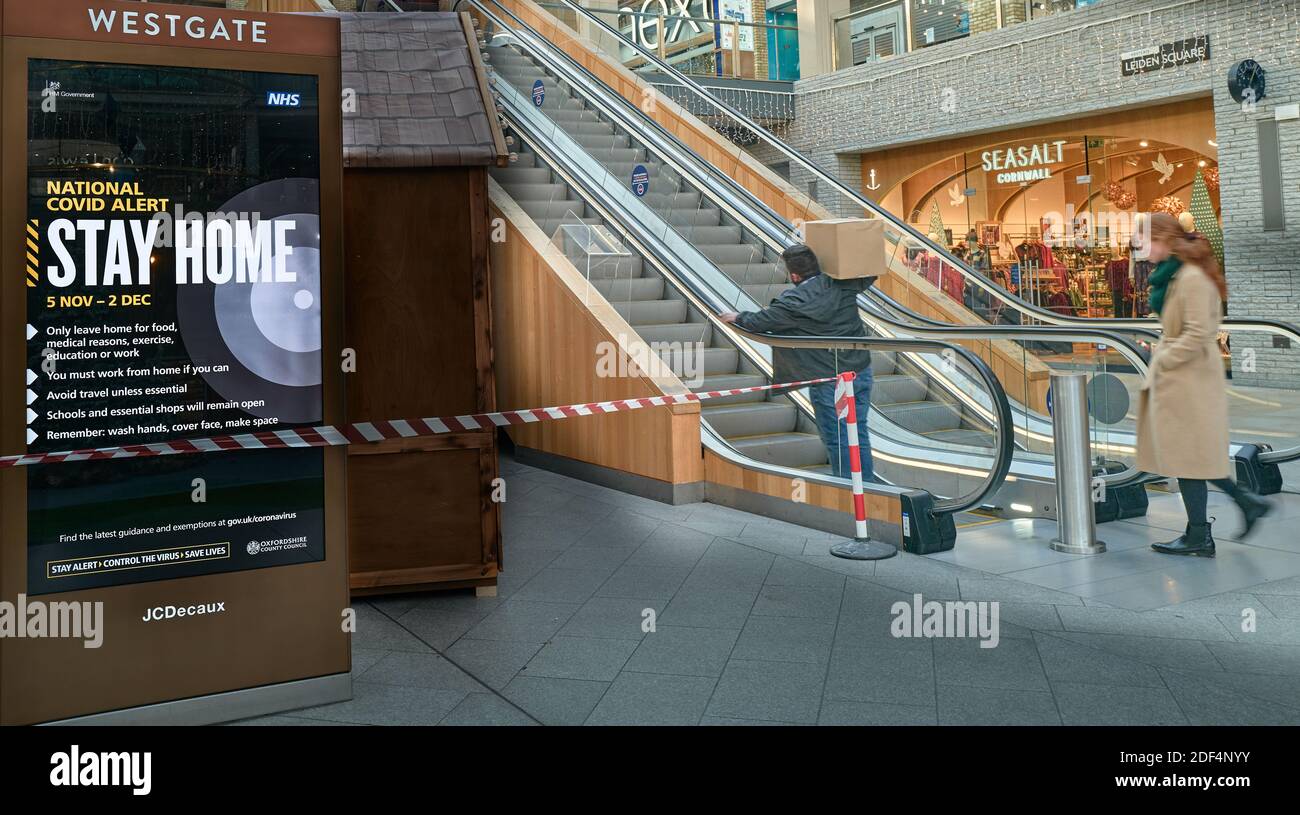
1148, 257, 1183, 316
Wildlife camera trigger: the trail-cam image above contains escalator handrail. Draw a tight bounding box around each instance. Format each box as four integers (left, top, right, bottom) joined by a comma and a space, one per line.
548, 0, 1300, 356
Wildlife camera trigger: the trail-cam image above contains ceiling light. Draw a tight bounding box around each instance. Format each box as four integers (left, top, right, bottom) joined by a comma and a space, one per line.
1198, 160, 1207, 167
1139, 140, 1149, 147
1208, 139, 1218, 147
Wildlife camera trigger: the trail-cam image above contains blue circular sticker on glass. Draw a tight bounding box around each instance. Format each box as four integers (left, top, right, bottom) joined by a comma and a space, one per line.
531, 79, 545, 107
631, 164, 650, 197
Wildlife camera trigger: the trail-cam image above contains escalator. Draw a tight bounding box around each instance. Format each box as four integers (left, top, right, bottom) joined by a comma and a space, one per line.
486, 38, 999, 463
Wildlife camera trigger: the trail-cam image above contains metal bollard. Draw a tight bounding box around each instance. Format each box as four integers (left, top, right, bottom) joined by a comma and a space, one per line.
1049, 373, 1106, 555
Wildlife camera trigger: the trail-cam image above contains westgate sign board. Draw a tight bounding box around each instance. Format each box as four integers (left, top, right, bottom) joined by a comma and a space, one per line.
1, 0, 337, 55
1121, 35, 1210, 77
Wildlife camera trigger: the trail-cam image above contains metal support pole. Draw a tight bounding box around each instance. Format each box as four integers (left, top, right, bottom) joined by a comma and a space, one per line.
830, 372, 898, 560
1049, 373, 1106, 554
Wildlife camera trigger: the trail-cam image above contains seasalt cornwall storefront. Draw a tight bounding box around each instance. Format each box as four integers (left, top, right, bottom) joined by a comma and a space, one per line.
860, 98, 1223, 320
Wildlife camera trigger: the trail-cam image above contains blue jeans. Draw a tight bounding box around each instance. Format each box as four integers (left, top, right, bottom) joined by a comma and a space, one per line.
807, 368, 874, 481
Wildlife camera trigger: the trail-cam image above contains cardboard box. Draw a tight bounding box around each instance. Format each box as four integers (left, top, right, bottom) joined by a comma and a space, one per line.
804, 218, 885, 280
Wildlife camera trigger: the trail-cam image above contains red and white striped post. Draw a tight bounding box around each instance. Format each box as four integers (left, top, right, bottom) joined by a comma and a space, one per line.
829, 372, 898, 561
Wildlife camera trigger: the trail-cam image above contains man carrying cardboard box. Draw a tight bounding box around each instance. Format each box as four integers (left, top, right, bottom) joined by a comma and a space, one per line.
720, 243, 876, 480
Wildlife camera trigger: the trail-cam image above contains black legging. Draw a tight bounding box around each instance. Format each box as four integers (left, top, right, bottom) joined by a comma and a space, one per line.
1179, 478, 1241, 526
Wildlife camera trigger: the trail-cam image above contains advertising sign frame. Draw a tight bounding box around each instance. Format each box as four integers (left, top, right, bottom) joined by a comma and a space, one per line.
0, 0, 349, 725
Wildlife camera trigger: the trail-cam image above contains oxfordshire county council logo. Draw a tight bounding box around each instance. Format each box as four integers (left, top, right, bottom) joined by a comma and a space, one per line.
246, 541, 261, 555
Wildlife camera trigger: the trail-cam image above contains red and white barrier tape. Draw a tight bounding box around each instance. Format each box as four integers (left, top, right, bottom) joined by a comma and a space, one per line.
2, 375, 839, 469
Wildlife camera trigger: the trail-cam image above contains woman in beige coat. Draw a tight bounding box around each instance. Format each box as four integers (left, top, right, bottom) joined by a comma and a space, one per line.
1135, 212, 1272, 556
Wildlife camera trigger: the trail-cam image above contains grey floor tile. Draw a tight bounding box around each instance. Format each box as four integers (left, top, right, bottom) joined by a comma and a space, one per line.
957, 576, 1084, 606
558, 596, 664, 640
1051, 681, 1188, 725
824, 639, 935, 707
698, 715, 797, 726
585, 672, 717, 725
1166, 669, 1300, 711
513, 567, 610, 604
395, 607, 486, 651
1206, 641, 1300, 675
443, 638, 543, 690
595, 563, 692, 600
358, 651, 488, 694
1157, 669, 1300, 725
818, 700, 937, 726
994, 601, 1065, 634
765, 556, 849, 588
1031, 632, 1164, 687
1257, 592, 1300, 619
350, 646, 389, 676
293, 680, 467, 726
573, 509, 663, 549
933, 636, 1050, 691
438, 693, 539, 726
1056, 605, 1236, 641
545, 545, 634, 577
521, 636, 639, 681
1217, 612, 1300, 645
502, 675, 609, 726
352, 603, 435, 653
462, 599, 580, 643
1048, 630, 1223, 673
1249, 575, 1300, 596
659, 585, 759, 629
936, 684, 1061, 725
397, 589, 503, 616
623, 626, 741, 677
1158, 592, 1273, 618
622, 525, 714, 569
732, 616, 836, 664
749, 583, 844, 621
706, 659, 826, 724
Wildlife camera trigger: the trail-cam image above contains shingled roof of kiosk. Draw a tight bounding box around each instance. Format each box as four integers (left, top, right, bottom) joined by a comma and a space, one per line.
337, 12, 508, 168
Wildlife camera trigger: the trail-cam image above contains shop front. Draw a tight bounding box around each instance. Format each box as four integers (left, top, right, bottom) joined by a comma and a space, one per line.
861, 99, 1222, 321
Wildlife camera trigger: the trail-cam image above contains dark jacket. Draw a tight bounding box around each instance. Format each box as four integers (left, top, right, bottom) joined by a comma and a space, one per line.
733, 273, 874, 385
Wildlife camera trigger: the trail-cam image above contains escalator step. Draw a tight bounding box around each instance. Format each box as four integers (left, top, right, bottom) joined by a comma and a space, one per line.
590, 277, 664, 300
878, 401, 964, 434
610, 299, 687, 325
728, 432, 828, 469
703, 401, 798, 437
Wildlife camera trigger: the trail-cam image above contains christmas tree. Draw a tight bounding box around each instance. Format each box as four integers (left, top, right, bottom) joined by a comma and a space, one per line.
929, 199, 946, 244
1189, 169, 1224, 269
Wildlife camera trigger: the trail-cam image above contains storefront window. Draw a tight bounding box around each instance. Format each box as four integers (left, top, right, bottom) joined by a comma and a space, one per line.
910, 0, 971, 48
888, 132, 1222, 319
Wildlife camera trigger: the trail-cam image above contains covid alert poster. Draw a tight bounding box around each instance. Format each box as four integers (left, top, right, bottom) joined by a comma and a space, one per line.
24, 58, 327, 594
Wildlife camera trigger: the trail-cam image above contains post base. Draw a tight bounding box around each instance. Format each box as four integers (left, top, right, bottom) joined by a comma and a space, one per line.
830, 539, 898, 560
1050, 539, 1106, 555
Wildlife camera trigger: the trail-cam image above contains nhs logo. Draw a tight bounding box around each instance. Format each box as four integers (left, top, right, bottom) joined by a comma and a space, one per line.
266, 91, 301, 107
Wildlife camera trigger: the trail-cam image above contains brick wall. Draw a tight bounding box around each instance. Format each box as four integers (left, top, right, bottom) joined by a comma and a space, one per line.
786, 0, 1300, 388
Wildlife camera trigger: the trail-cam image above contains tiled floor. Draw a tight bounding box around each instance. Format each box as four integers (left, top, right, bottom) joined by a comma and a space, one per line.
239, 458, 1300, 726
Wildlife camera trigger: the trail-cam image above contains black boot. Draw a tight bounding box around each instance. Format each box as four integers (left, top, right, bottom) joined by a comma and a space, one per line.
1152, 522, 1216, 557
1231, 489, 1274, 539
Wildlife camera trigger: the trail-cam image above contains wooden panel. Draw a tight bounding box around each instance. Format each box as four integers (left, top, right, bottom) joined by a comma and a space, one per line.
348, 446, 499, 589
344, 168, 482, 420
704, 450, 902, 530
342, 167, 500, 592
489, 181, 704, 487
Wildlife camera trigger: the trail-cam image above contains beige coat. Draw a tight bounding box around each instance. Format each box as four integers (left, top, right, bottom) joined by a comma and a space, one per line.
1135, 262, 1231, 479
